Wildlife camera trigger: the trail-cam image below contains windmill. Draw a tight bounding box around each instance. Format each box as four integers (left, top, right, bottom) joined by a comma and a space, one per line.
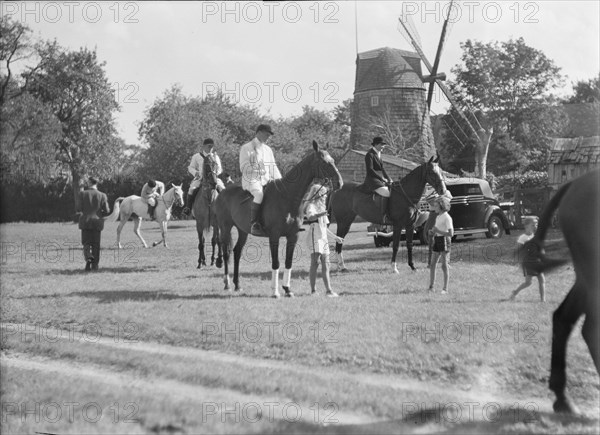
397, 0, 493, 178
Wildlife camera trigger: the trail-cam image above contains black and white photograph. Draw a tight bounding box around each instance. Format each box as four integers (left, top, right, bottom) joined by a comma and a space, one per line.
1, 1, 599, 433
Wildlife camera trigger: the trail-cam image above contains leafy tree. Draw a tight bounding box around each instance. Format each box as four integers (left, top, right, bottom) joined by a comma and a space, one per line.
567, 74, 600, 103
444, 37, 566, 176
26, 43, 121, 209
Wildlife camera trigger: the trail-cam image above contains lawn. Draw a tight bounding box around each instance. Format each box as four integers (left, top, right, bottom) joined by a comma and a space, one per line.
1, 220, 598, 434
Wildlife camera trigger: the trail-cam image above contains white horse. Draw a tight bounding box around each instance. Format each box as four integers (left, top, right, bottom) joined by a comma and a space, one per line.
113, 183, 184, 249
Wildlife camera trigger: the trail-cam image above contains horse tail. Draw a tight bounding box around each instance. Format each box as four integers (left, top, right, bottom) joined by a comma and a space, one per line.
524, 181, 573, 273
104, 197, 124, 222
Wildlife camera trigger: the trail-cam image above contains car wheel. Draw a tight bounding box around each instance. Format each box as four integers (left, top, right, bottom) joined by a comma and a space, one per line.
485, 215, 503, 239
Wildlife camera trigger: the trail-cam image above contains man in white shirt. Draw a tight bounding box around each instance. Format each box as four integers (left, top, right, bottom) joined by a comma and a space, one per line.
184, 138, 223, 215
140, 179, 165, 220
239, 124, 282, 236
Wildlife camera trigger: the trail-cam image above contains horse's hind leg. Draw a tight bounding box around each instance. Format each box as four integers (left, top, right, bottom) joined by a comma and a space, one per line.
232, 231, 248, 292
197, 233, 206, 269
213, 225, 223, 268
582, 306, 600, 375
550, 282, 585, 413
116, 215, 127, 249
133, 218, 148, 248
335, 217, 354, 272
219, 224, 233, 290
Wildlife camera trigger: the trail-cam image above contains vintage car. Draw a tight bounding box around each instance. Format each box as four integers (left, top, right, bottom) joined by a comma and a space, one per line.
368, 177, 511, 247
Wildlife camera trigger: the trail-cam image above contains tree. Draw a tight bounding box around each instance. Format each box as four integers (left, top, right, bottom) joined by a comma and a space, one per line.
567, 74, 600, 103
26, 43, 122, 209
1, 17, 62, 185
445, 37, 565, 176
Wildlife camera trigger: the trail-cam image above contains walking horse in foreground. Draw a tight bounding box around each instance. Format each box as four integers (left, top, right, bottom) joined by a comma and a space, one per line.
329, 156, 447, 273
522, 169, 599, 414
214, 141, 343, 297
193, 153, 223, 268
113, 183, 185, 248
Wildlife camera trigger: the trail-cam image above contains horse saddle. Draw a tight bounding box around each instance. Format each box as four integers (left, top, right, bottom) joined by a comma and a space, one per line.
352, 190, 392, 224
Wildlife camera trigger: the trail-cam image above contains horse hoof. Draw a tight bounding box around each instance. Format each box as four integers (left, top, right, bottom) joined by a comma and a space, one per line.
392, 269, 400, 274
339, 268, 349, 273
553, 397, 579, 414
272, 293, 281, 299
197, 263, 201, 269
234, 287, 243, 292
216, 259, 223, 268
283, 286, 294, 298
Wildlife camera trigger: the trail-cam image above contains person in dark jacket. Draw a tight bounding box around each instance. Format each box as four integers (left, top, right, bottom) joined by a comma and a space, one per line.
363, 137, 393, 220
77, 177, 110, 271
363, 137, 393, 196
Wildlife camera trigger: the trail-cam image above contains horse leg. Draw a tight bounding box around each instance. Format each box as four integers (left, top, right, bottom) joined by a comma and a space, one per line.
220, 225, 232, 290
233, 230, 248, 292
197, 233, 205, 269
550, 282, 585, 413
269, 237, 281, 298
405, 222, 416, 271
391, 225, 401, 274
162, 221, 168, 248
116, 214, 128, 249
282, 233, 298, 297
214, 225, 223, 268
582, 304, 600, 373
133, 217, 148, 248
335, 217, 354, 272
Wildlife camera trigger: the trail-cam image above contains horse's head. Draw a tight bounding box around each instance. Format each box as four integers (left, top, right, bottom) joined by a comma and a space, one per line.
424, 155, 447, 196
171, 183, 185, 207
311, 140, 343, 191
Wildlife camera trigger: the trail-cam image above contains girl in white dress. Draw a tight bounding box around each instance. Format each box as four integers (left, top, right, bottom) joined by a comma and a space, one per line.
302, 183, 343, 297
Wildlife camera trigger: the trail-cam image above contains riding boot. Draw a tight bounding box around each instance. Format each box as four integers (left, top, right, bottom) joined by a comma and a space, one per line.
184, 189, 198, 215
250, 202, 265, 236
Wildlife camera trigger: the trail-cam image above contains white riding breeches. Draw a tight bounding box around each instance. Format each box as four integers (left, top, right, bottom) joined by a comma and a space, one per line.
245, 182, 264, 204
375, 186, 391, 197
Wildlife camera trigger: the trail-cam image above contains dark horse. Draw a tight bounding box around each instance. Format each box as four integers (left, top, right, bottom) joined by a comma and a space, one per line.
523, 169, 599, 414
214, 141, 343, 297
329, 157, 447, 273
193, 154, 223, 269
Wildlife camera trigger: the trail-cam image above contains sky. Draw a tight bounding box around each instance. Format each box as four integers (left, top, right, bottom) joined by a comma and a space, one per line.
3, 1, 599, 146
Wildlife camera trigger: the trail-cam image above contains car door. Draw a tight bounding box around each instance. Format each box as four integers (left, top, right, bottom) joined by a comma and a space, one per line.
447, 184, 468, 229
464, 183, 486, 228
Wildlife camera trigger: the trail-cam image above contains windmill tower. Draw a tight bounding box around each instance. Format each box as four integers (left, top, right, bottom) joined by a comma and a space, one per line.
350, 47, 435, 162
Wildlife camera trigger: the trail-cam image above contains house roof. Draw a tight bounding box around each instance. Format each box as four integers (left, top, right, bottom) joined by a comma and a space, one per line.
549, 136, 600, 164
348, 150, 456, 177
355, 47, 425, 93
561, 103, 600, 137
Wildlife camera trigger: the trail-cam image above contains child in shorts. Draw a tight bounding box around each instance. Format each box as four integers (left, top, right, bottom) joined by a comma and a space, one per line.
302, 183, 343, 297
509, 216, 546, 302
428, 195, 454, 294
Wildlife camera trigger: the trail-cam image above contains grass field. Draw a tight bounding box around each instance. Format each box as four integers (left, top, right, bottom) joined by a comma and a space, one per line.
1, 219, 599, 434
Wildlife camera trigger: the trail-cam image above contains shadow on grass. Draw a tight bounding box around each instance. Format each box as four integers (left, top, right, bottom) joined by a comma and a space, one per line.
46, 266, 161, 275
265, 407, 598, 434
65, 289, 284, 303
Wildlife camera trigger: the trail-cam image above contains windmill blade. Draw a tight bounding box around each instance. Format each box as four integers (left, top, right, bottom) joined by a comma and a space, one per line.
427, 0, 455, 109
397, 17, 434, 72
435, 79, 480, 138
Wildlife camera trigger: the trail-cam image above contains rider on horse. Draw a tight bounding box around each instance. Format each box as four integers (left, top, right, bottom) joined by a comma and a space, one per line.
140, 179, 165, 220
239, 124, 282, 236
363, 136, 393, 220
184, 138, 225, 215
